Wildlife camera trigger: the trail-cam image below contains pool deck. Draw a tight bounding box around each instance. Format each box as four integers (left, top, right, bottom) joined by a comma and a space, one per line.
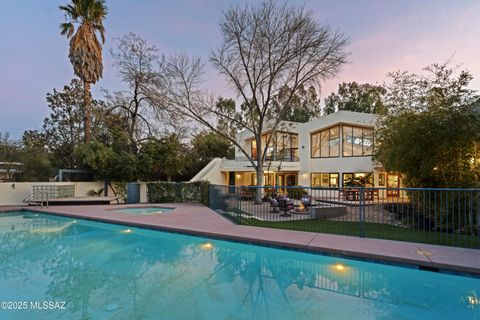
1, 203, 479, 275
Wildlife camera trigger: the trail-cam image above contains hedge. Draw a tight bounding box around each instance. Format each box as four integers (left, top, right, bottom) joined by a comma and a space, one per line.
286, 186, 308, 200
147, 181, 210, 206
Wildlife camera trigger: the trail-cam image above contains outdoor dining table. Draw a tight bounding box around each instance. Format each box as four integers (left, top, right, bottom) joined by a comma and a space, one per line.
343, 188, 360, 201
342, 188, 376, 201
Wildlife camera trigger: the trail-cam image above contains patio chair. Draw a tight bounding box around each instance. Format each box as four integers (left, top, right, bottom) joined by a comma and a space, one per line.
269, 197, 279, 213
277, 197, 293, 217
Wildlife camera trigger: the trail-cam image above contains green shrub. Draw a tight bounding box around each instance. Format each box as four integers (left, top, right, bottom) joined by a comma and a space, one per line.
208, 185, 229, 211
287, 186, 308, 200
147, 181, 210, 205
87, 188, 104, 197
112, 182, 127, 203
196, 181, 210, 206
147, 182, 176, 203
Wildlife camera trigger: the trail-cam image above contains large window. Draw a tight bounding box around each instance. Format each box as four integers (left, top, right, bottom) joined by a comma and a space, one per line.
265, 133, 275, 160
342, 125, 374, 157
342, 172, 373, 186
311, 126, 340, 158
311, 173, 339, 187
276, 132, 298, 161
251, 173, 274, 185
250, 132, 298, 161
251, 140, 257, 160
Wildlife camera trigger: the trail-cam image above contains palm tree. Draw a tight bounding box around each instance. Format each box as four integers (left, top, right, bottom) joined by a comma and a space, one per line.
59, 0, 107, 144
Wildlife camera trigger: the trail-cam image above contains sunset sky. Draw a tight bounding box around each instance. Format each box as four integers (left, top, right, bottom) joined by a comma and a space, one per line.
1, 0, 479, 138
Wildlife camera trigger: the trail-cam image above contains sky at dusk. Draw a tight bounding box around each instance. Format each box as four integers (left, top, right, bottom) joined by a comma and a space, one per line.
0, 0, 479, 139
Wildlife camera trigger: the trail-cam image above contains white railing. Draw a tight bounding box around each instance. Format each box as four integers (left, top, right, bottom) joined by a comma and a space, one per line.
22, 191, 49, 208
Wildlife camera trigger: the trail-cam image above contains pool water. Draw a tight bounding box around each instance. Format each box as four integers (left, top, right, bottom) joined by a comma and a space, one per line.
0, 211, 479, 320
112, 207, 173, 215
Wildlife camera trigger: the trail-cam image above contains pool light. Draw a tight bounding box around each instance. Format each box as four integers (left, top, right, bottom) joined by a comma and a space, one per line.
121, 229, 133, 234
333, 263, 347, 271
467, 294, 479, 306
201, 242, 214, 250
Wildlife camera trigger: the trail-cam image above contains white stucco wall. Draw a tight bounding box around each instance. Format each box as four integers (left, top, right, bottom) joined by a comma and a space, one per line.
297, 111, 377, 186
189, 158, 225, 185
0, 182, 142, 206
221, 111, 380, 187
0, 182, 32, 206
139, 182, 148, 203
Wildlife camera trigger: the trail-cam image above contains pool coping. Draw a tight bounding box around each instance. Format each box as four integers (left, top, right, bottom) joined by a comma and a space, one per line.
106, 205, 175, 213
1, 203, 479, 276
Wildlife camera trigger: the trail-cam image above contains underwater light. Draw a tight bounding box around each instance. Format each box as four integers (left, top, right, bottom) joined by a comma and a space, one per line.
121, 229, 133, 234
467, 294, 480, 305
72, 220, 78, 223
201, 243, 214, 250
333, 263, 347, 271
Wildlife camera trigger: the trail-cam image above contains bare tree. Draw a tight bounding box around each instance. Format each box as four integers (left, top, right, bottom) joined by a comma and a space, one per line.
159, 1, 348, 202
105, 33, 181, 152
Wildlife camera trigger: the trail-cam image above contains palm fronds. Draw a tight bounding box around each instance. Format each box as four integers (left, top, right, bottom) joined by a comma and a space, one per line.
59, 0, 107, 83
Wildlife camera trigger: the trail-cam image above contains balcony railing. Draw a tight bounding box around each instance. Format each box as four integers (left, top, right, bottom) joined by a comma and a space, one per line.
238, 148, 300, 162
235, 155, 300, 162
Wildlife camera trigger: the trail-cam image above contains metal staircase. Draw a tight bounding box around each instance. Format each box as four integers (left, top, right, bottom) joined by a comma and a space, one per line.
23, 191, 49, 208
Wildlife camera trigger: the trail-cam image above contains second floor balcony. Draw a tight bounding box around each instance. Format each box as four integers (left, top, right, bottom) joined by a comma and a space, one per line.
236, 147, 299, 162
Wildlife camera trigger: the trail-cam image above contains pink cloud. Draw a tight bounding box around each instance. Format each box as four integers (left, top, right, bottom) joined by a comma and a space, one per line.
322, 2, 480, 98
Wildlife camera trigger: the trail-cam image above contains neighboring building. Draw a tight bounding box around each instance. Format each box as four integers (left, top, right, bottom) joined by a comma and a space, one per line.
191, 111, 401, 191
0, 162, 23, 182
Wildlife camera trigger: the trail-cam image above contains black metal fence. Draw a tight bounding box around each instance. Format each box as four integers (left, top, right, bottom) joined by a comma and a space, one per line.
208, 185, 480, 249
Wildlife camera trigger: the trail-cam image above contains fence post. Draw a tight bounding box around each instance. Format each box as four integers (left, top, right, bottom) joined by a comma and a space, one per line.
208, 185, 214, 209
477, 191, 480, 246
359, 187, 366, 237
234, 186, 239, 218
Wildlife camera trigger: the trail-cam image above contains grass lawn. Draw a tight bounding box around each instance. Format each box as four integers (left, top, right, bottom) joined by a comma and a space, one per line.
224, 215, 479, 249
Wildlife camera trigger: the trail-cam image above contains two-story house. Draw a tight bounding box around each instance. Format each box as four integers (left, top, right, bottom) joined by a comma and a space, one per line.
191, 110, 401, 192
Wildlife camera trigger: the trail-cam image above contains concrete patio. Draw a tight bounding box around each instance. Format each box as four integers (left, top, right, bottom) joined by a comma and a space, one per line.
1, 203, 479, 276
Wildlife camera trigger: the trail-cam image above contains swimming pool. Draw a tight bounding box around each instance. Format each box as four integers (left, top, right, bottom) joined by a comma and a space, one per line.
0, 211, 478, 319
112, 207, 173, 215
